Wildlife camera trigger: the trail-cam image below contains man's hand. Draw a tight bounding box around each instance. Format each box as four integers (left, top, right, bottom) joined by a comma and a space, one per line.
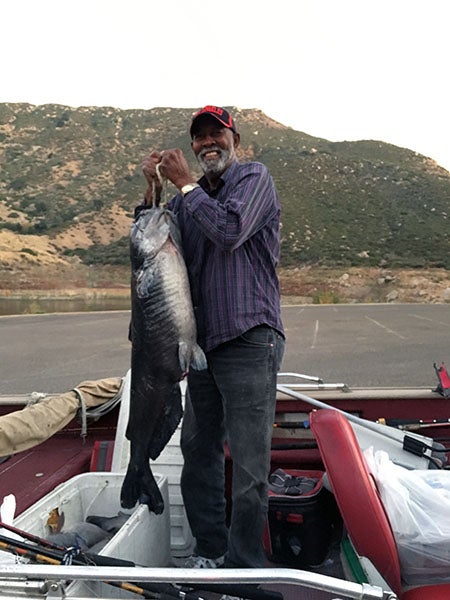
142, 150, 163, 183
142, 149, 196, 205
158, 148, 194, 190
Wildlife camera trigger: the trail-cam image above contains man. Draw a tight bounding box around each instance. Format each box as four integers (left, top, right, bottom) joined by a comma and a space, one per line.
140, 106, 285, 570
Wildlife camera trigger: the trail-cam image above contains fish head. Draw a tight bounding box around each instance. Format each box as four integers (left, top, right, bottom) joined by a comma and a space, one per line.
131, 207, 182, 263
131, 208, 171, 259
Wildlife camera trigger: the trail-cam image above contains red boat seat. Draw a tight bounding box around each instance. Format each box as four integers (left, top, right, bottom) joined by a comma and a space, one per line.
90, 440, 115, 471
309, 409, 450, 600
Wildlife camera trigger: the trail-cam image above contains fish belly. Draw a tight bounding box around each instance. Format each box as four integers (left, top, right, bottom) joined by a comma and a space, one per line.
121, 216, 200, 513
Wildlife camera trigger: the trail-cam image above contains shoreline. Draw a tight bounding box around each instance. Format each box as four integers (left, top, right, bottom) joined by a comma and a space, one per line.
0, 287, 130, 299
0, 266, 449, 307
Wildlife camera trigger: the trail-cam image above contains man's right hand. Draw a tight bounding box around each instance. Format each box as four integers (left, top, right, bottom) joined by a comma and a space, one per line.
142, 150, 162, 184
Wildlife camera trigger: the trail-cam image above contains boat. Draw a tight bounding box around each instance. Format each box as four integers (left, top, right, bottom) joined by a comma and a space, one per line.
1, 367, 450, 600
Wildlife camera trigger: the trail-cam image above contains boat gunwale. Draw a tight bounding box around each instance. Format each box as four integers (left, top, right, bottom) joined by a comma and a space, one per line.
0, 564, 389, 600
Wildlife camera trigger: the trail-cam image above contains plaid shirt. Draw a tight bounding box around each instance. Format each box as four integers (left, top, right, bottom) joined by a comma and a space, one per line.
137, 160, 284, 351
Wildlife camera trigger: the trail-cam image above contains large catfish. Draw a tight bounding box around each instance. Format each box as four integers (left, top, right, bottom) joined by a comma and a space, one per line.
121, 191, 206, 514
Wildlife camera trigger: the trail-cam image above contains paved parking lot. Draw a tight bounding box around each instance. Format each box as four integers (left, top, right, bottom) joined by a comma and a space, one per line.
1, 303, 449, 394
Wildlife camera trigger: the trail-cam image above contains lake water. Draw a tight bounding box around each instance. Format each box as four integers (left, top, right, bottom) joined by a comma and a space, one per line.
0, 296, 131, 316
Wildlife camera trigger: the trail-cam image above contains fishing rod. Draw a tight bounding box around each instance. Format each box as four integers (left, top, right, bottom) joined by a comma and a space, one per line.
104, 580, 205, 600
276, 383, 449, 469
0, 519, 67, 552
0, 533, 187, 600
377, 417, 450, 432
276, 383, 448, 444
0, 536, 158, 600
273, 420, 309, 429
0, 530, 281, 600
276, 383, 409, 444
0, 529, 133, 567
271, 442, 317, 451
0, 535, 61, 565
99, 581, 160, 599
189, 583, 283, 600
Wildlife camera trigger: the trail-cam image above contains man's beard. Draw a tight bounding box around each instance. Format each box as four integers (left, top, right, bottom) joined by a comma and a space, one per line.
197, 146, 234, 176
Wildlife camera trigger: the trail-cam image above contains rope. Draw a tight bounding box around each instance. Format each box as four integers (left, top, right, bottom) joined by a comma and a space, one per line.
155, 162, 164, 187
153, 161, 169, 206
83, 377, 124, 419
73, 377, 125, 439
73, 387, 88, 440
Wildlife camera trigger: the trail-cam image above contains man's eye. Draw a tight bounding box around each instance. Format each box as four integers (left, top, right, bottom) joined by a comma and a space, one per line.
193, 129, 225, 142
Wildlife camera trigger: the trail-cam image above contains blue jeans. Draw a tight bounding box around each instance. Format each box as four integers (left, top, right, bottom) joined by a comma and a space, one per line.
180, 325, 285, 568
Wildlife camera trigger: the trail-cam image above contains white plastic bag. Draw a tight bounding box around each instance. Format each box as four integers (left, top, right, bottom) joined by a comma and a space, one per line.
364, 447, 450, 584
0, 494, 21, 565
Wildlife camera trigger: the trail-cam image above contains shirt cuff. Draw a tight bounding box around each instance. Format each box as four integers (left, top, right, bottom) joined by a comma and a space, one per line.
183, 186, 204, 214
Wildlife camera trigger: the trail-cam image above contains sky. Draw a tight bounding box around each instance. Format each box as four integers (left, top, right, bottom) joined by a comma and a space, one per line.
2, 0, 450, 171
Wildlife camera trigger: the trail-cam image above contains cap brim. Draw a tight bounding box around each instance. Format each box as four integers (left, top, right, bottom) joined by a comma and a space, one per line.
190, 112, 236, 137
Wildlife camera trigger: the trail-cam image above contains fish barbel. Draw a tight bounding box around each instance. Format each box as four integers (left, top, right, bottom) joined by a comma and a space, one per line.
121, 191, 206, 514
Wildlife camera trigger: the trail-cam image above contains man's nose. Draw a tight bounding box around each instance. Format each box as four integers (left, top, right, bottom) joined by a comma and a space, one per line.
201, 134, 217, 146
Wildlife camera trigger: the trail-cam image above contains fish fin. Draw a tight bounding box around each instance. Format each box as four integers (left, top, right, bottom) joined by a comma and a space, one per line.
178, 342, 207, 372
134, 264, 157, 299
190, 344, 207, 371
148, 384, 183, 460
178, 341, 190, 372
120, 462, 165, 514
168, 212, 183, 251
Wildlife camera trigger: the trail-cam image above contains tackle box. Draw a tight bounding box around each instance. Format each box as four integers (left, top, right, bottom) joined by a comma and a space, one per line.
265, 468, 341, 568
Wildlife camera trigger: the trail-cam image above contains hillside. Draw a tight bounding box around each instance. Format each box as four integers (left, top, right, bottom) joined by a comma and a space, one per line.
1, 103, 449, 282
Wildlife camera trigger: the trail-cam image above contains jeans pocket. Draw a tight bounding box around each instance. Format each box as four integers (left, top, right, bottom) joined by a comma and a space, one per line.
275, 333, 286, 371
239, 325, 273, 348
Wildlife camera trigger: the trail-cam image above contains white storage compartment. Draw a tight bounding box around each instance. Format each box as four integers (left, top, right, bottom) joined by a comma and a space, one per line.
14, 472, 171, 598
111, 373, 195, 557
150, 427, 194, 556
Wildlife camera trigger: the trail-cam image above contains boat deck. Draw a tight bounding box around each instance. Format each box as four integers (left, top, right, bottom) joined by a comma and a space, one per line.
2, 384, 450, 599
0, 405, 119, 515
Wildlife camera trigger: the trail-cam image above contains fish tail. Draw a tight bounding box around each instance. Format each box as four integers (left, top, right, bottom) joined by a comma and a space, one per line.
120, 462, 164, 514
178, 341, 190, 372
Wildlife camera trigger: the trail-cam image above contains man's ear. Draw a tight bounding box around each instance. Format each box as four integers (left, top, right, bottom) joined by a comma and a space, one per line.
232, 132, 240, 148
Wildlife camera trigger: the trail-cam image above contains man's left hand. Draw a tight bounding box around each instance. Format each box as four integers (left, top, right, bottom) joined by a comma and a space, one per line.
159, 149, 194, 191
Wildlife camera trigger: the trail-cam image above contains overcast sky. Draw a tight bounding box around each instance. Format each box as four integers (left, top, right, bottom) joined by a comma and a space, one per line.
2, 0, 449, 171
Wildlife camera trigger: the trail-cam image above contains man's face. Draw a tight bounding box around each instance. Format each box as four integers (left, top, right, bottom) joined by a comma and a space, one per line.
191, 117, 239, 177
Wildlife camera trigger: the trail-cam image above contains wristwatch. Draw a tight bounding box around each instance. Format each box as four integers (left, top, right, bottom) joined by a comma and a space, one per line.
181, 183, 200, 196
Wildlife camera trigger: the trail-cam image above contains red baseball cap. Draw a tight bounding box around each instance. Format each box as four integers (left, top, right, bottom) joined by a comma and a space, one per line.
190, 105, 237, 137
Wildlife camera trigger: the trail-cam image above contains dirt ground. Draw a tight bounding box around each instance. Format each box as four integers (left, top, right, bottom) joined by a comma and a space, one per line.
1, 211, 449, 304
277, 265, 450, 304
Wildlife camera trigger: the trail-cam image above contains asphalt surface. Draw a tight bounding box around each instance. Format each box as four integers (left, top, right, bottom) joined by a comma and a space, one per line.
1, 304, 449, 394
